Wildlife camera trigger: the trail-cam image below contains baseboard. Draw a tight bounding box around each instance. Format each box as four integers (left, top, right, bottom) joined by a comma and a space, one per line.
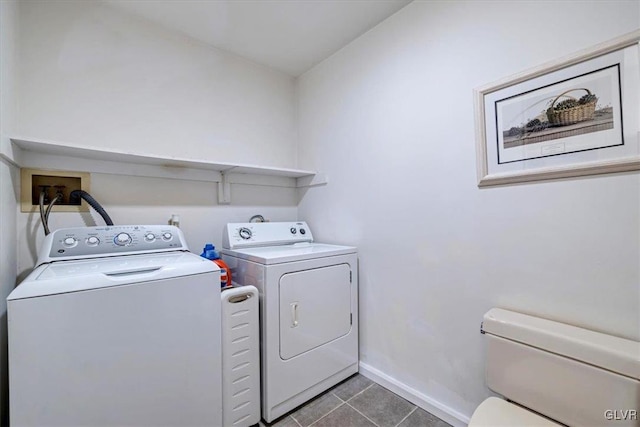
358, 362, 470, 427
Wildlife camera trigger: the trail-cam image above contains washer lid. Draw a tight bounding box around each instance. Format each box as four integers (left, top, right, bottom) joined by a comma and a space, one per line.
222, 242, 356, 264
8, 252, 219, 300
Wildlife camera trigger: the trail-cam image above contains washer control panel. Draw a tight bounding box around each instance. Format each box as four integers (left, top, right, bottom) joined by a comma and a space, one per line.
222, 221, 313, 249
41, 225, 186, 264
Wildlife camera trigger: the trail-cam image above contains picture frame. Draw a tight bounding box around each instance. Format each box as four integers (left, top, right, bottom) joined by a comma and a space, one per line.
474, 30, 640, 187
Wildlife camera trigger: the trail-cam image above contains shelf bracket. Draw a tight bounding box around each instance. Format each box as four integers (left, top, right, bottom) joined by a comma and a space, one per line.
297, 172, 328, 188
218, 172, 231, 204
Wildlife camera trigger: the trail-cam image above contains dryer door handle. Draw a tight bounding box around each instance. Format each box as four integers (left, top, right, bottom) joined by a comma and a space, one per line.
290, 302, 299, 328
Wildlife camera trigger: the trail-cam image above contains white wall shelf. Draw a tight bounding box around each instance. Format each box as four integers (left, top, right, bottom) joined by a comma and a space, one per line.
6, 137, 327, 199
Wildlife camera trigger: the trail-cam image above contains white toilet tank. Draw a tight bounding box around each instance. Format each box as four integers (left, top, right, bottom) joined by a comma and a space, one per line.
481, 308, 640, 427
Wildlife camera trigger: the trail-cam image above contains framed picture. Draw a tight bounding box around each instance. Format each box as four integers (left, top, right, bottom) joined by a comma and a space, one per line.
474, 30, 640, 187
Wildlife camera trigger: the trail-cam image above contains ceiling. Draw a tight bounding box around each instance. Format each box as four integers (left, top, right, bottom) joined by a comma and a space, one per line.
104, 0, 412, 76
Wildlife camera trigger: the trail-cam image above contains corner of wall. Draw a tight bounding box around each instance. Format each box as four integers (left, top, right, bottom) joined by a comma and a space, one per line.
0, 0, 20, 423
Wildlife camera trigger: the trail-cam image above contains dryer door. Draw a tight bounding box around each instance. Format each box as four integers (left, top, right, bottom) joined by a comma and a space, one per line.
279, 263, 352, 360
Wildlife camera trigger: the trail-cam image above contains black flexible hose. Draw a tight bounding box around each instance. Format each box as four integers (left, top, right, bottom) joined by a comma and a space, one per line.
39, 190, 50, 236
44, 194, 63, 234
70, 190, 114, 226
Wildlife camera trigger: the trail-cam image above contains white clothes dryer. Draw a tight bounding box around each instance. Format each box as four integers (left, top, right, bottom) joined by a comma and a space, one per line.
7, 225, 222, 427
221, 221, 358, 422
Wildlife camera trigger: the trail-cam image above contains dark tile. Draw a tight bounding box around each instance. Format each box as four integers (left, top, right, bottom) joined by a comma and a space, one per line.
312, 404, 376, 427
290, 392, 342, 427
348, 384, 415, 427
398, 408, 452, 427
331, 374, 374, 401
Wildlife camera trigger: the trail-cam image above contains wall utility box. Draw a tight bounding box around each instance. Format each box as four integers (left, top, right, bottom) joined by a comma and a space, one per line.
21, 169, 91, 213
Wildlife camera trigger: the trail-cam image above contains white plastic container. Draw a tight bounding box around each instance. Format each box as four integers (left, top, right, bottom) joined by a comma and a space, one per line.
221, 286, 260, 427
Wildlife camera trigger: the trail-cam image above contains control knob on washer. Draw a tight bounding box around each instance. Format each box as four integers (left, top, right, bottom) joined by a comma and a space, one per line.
144, 233, 156, 242
162, 232, 172, 241
114, 232, 132, 246
239, 227, 252, 240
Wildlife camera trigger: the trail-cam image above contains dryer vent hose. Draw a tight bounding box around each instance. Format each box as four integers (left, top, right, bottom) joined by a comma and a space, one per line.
70, 190, 114, 226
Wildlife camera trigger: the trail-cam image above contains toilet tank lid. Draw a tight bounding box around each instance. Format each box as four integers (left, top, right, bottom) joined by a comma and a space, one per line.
482, 308, 640, 380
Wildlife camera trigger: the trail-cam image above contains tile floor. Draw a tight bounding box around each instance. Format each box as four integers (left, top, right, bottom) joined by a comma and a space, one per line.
263, 374, 452, 427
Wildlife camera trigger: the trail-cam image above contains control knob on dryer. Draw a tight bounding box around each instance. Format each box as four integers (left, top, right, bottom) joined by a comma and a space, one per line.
239, 227, 252, 240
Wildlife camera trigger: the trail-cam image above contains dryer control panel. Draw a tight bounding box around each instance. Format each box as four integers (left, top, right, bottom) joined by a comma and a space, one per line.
37, 225, 187, 266
223, 222, 313, 249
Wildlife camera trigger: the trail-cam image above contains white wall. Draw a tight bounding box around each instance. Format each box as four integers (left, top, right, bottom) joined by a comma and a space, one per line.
0, 0, 19, 423
297, 1, 640, 423
0, 160, 17, 424
13, 0, 301, 277
17, 0, 297, 169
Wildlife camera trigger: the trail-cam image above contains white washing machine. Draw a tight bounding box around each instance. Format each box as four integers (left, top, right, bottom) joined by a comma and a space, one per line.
221, 221, 358, 422
7, 225, 222, 427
